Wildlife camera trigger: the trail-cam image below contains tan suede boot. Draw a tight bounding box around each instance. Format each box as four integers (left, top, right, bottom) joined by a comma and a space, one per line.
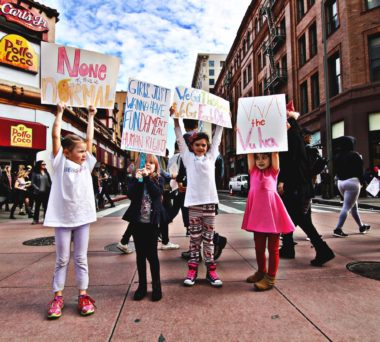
254, 274, 275, 291
246, 271, 265, 283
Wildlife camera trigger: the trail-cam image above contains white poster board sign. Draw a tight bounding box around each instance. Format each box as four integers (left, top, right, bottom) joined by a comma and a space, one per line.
366, 177, 380, 197
236, 94, 288, 154
41, 42, 120, 109
172, 86, 231, 128
120, 78, 171, 157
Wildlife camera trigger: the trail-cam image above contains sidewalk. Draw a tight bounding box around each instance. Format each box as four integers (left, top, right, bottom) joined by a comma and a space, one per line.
0, 204, 379, 341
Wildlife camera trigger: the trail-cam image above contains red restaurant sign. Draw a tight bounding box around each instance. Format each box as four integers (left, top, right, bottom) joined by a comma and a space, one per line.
0, 0, 49, 32
0, 117, 46, 150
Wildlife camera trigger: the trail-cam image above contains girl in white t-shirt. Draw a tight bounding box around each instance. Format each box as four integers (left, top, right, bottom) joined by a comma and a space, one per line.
173, 116, 223, 288
45, 103, 97, 319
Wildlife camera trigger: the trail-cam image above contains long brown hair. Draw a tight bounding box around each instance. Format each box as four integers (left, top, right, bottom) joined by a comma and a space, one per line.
134, 154, 160, 181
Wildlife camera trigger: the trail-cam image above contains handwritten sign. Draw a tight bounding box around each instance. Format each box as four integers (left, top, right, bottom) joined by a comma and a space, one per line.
172, 86, 231, 128
120, 78, 171, 156
366, 177, 379, 197
40, 42, 120, 109
236, 95, 288, 154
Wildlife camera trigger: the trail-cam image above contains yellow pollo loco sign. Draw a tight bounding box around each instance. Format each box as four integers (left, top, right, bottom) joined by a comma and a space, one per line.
11, 124, 32, 147
0, 34, 38, 73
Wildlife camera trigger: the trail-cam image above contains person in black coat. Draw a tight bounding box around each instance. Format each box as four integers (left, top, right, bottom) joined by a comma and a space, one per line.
122, 154, 165, 302
278, 107, 334, 266
332, 136, 370, 236
31, 161, 51, 224
0, 164, 13, 211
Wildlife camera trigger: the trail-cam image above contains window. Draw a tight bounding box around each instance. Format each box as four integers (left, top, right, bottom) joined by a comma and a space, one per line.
309, 22, 317, 58
311, 73, 320, 110
247, 31, 251, 48
325, 0, 339, 36
299, 34, 307, 66
258, 82, 263, 95
209, 60, 214, 67
258, 52, 263, 70
209, 79, 215, 86
247, 63, 252, 82
328, 52, 342, 97
280, 18, 286, 36
297, 0, 305, 21
255, 18, 260, 34
262, 53, 266, 67
209, 69, 215, 76
332, 121, 344, 139
281, 54, 287, 71
368, 34, 380, 82
366, 0, 380, 10
300, 81, 308, 114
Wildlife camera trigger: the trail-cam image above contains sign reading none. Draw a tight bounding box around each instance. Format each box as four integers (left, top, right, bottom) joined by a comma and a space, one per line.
41, 42, 120, 109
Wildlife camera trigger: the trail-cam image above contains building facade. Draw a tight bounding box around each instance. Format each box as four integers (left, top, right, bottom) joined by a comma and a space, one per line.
214, 0, 380, 187
0, 0, 126, 189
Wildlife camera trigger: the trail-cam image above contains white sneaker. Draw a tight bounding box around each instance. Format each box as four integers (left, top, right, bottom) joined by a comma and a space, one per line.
116, 242, 134, 254
161, 241, 180, 250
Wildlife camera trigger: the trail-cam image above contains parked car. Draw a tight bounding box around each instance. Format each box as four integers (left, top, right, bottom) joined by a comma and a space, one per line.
229, 174, 249, 195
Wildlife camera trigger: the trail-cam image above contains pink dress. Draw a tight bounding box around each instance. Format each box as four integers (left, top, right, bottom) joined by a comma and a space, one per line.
242, 167, 295, 234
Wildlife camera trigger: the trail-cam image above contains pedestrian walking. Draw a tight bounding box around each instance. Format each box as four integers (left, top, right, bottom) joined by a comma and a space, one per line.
0, 164, 13, 211
98, 163, 115, 208
332, 136, 370, 237
122, 154, 164, 301
173, 113, 224, 288
242, 152, 295, 291
31, 160, 51, 224
44, 103, 97, 319
9, 169, 32, 219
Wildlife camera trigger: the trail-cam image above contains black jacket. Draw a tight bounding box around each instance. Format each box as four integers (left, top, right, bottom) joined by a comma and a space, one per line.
31, 172, 52, 195
0, 172, 13, 196
122, 175, 166, 225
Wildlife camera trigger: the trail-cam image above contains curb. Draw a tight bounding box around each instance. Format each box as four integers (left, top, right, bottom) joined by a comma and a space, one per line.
312, 198, 380, 210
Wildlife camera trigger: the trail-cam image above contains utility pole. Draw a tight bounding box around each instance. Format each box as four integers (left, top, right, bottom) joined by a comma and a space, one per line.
321, 0, 334, 198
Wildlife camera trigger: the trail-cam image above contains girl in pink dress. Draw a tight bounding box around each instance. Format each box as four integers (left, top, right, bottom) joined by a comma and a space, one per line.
242, 152, 295, 291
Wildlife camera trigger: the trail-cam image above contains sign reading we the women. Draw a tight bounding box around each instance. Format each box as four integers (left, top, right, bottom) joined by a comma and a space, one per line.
40, 42, 120, 109
172, 86, 232, 128
121, 78, 171, 157
236, 94, 288, 154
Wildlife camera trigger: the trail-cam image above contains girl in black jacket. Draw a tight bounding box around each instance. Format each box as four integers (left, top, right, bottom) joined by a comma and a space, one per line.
122, 154, 165, 302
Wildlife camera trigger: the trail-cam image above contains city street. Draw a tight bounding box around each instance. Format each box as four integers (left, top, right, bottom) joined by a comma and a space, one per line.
0, 195, 379, 341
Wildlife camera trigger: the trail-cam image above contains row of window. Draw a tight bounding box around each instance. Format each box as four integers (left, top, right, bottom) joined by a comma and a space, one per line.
298, 22, 317, 67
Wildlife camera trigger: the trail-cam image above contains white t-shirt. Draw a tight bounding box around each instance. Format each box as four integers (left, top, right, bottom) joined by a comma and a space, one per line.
174, 126, 223, 207
44, 147, 97, 227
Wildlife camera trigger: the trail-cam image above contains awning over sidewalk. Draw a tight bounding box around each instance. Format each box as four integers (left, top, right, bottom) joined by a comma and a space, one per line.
0, 117, 47, 150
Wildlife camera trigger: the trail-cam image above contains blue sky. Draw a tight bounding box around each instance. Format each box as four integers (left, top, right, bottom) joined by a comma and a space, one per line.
42, 0, 251, 153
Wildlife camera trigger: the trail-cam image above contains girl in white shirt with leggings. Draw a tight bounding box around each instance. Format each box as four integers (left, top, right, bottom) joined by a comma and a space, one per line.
44, 103, 97, 319
173, 115, 223, 288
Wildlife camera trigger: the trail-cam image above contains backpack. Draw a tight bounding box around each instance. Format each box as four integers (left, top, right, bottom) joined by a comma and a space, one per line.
306, 146, 327, 176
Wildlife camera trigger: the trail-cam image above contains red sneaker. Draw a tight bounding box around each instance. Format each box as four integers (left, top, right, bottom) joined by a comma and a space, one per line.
47, 296, 64, 319
78, 294, 96, 316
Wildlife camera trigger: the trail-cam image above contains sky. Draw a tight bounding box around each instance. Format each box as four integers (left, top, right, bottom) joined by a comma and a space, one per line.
42, 0, 251, 153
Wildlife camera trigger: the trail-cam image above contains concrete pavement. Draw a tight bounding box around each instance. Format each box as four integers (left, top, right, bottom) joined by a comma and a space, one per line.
0, 201, 379, 341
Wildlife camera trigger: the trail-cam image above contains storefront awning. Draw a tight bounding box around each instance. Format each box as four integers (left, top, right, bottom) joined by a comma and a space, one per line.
0, 117, 47, 150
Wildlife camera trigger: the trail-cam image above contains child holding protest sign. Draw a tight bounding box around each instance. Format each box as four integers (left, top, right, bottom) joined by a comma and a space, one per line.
242, 152, 295, 291
45, 103, 97, 318
122, 153, 164, 301
172, 111, 224, 288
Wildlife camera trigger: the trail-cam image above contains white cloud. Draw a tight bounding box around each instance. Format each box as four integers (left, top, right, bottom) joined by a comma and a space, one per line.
41, 0, 251, 90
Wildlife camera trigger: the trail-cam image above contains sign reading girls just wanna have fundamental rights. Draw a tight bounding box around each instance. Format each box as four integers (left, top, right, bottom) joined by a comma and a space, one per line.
172, 86, 232, 128
236, 94, 288, 154
40, 42, 120, 109
121, 78, 171, 157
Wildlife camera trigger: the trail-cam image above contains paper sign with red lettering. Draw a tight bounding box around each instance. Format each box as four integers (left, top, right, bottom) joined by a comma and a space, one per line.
11, 124, 32, 147
41, 42, 120, 109
236, 94, 288, 154
121, 78, 171, 156
171, 86, 231, 128
0, 34, 38, 73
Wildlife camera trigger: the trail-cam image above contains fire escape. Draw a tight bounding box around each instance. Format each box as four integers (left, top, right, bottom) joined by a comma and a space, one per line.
260, 0, 287, 94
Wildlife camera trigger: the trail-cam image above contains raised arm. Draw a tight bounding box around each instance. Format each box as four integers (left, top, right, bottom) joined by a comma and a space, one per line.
173, 118, 188, 156
209, 125, 223, 158
247, 153, 255, 172
271, 152, 279, 171
52, 103, 66, 156
86, 105, 97, 152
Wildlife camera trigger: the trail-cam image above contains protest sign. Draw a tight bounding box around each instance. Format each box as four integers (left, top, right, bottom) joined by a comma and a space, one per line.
41, 42, 120, 109
120, 78, 171, 156
366, 177, 380, 197
172, 86, 231, 128
236, 94, 288, 154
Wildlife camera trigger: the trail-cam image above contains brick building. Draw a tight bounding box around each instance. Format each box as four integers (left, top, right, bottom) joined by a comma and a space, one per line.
214, 0, 380, 187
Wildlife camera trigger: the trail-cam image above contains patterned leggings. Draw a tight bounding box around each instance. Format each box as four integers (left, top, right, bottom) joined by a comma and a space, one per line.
188, 204, 216, 265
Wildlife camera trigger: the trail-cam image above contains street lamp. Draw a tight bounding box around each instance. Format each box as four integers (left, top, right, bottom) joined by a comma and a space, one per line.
321, 0, 334, 198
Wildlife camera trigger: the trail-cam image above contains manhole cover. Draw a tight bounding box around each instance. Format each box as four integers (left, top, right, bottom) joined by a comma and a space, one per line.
104, 242, 135, 254
23, 236, 55, 246
346, 261, 380, 281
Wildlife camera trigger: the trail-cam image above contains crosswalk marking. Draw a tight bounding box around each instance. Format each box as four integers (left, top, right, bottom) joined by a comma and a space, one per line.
218, 203, 245, 214
97, 202, 130, 218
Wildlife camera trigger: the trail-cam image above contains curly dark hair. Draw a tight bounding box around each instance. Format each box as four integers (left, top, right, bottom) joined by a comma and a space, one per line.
188, 132, 211, 152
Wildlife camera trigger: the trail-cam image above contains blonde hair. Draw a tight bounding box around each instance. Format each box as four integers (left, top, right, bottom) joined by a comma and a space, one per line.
62, 134, 85, 152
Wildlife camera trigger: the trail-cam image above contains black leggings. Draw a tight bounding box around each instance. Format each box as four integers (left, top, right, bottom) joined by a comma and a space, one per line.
132, 222, 160, 284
